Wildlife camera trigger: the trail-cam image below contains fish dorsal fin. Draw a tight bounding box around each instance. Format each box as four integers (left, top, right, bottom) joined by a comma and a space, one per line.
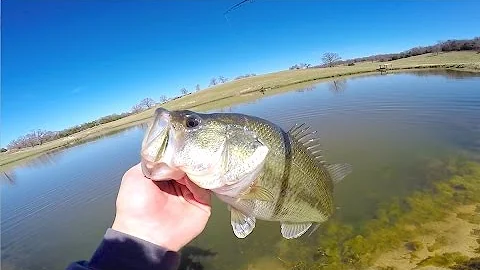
288, 123, 326, 163
326, 163, 353, 184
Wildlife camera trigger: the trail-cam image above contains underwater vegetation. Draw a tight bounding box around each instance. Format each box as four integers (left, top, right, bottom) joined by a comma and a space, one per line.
416, 252, 469, 268
451, 257, 480, 270
427, 235, 449, 252
457, 212, 480, 224
274, 157, 480, 270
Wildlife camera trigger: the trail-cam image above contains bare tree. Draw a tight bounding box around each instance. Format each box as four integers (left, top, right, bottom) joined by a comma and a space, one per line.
6, 129, 58, 149
195, 84, 201, 92
474, 37, 480, 53
180, 88, 189, 95
24, 133, 39, 147
289, 63, 311, 70
432, 41, 443, 56
34, 130, 57, 144
160, 95, 168, 103
322, 52, 342, 67
218, 76, 229, 83
131, 104, 144, 114
209, 78, 218, 87
139, 98, 156, 109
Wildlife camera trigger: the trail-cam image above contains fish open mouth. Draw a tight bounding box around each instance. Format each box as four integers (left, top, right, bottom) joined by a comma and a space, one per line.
140, 108, 185, 180
141, 108, 171, 162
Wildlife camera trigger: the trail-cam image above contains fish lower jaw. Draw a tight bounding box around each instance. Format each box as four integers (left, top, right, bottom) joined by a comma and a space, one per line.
140, 159, 185, 181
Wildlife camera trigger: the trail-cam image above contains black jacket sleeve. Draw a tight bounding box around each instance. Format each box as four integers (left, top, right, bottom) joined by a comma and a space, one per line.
66, 228, 180, 270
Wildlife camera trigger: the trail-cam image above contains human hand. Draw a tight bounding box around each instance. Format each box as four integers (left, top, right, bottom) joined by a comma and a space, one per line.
111, 163, 211, 251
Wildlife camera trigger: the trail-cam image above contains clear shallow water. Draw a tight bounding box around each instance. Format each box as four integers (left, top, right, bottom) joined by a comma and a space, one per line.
1, 70, 479, 270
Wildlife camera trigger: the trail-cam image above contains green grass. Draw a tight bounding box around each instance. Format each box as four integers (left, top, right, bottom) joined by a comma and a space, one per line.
1, 51, 480, 170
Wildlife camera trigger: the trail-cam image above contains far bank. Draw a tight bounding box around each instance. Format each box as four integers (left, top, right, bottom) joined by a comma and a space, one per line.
1, 51, 479, 170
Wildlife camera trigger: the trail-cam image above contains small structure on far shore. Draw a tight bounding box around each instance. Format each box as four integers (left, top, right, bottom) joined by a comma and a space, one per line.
378, 63, 392, 74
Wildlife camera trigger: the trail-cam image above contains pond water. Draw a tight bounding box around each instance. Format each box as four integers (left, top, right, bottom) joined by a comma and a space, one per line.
1, 70, 480, 270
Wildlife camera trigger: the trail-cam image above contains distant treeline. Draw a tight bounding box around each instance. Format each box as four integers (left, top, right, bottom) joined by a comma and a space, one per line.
6, 112, 134, 150
4, 37, 479, 151
316, 37, 480, 67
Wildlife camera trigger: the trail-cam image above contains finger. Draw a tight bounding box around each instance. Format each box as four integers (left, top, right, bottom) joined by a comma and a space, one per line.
180, 182, 211, 214
122, 163, 149, 186
126, 163, 144, 178
184, 178, 211, 206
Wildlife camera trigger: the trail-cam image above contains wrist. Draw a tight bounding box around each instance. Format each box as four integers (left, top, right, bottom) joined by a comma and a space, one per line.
111, 217, 181, 251
88, 228, 180, 270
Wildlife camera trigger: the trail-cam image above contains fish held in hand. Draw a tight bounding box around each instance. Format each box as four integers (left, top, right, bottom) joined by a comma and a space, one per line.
140, 107, 352, 239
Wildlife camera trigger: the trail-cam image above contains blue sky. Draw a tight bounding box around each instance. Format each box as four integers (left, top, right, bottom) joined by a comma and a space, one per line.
2, 0, 479, 146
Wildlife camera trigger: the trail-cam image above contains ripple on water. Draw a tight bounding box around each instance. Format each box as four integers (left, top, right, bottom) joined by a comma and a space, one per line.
1, 71, 480, 270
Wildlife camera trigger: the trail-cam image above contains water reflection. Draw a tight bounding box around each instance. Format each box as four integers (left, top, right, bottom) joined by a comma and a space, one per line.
328, 79, 348, 94
1, 171, 16, 185
216, 106, 235, 113
295, 85, 315, 93
14, 151, 62, 170
409, 69, 480, 79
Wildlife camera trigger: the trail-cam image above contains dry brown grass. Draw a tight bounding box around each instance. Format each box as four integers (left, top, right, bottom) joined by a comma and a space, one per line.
2, 51, 479, 170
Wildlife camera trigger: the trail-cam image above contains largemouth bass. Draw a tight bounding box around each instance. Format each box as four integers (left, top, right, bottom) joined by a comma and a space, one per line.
141, 107, 352, 239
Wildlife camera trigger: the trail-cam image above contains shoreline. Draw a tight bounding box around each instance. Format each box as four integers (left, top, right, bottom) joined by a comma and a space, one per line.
2, 51, 480, 171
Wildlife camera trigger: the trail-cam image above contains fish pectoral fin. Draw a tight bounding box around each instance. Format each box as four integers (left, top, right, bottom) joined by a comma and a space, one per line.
239, 185, 275, 202
280, 222, 312, 239
230, 208, 256, 238
326, 163, 353, 184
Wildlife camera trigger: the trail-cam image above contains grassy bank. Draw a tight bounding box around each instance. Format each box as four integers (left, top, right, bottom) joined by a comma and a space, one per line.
2, 51, 480, 170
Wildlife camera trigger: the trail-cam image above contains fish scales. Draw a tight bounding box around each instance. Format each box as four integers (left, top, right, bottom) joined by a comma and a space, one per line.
201, 113, 334, 223
141, 108, 352, 239
228, 115, 334, 223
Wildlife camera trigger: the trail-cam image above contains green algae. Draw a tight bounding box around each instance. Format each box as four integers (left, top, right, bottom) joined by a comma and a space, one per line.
416, 252, 469, 268
275, 157, 480, 269
451, 257, 480, 270
405, 241, 423, 252
427, 235, 449, 252
457, 212, 480, 224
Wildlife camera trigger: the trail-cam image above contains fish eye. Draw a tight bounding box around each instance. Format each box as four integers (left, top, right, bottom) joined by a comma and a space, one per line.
185, 116, 200, 128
